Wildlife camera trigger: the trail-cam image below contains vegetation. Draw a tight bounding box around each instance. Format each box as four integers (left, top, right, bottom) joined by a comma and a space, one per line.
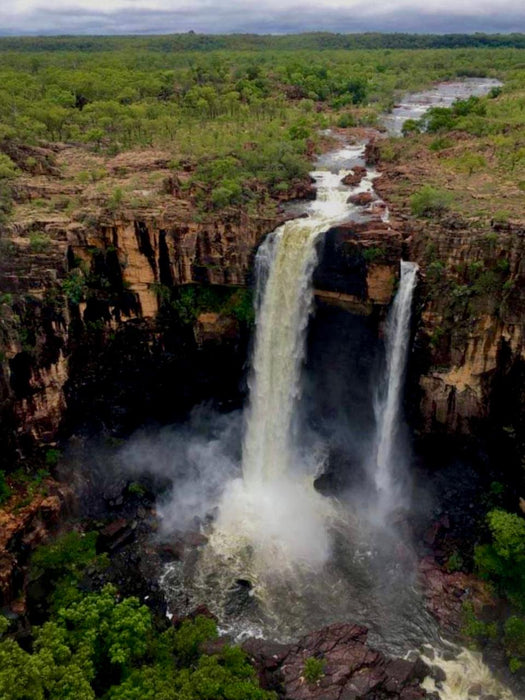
0, 470, 11, 505
410, 185, 453, 217
302, 656, 325, 684
0, 530, 276, 698
155, 284, 254, 326
0, 39, 521, 221
459, 508, 525, 672
0, 588, 275, 700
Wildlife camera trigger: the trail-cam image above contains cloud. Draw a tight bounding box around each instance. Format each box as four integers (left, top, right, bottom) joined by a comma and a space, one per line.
1, 0, 524, 34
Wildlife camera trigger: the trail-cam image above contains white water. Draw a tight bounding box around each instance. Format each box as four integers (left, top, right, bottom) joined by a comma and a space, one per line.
212, 164, 377, 568
371, 260, 418, 521
243, 170, 354, 485
422, 646, 516, 700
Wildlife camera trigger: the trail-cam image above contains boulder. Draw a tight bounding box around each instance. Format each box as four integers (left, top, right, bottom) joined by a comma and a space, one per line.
347, 192, 374, 206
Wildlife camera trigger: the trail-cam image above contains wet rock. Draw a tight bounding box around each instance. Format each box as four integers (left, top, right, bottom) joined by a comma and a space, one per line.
418, 556, 491, 634
341, 166, 367, 187
250, 621, 433, 699
183, 531, 208, 547
156, 540, 185, 562
347, 192, 374, 206
430, 665, 446, 683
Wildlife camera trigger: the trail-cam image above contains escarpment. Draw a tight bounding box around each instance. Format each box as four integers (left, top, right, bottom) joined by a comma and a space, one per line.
373, 150, 525, 483
0, 160, 305, 463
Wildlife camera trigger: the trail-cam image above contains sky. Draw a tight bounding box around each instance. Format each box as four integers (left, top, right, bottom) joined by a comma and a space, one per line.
3, 0, 525, 36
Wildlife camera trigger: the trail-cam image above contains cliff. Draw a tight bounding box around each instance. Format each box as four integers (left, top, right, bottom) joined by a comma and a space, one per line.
372, 139, 525, 482
0, 141, 313, 465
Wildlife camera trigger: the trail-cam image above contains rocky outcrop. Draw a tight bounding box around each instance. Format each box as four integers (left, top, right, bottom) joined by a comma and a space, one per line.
243, 622, 434, 700
0, 480, 73, 608
313, 219, 403, 314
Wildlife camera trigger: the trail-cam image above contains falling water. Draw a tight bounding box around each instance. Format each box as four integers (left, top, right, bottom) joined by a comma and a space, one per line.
242, 167, 367, 486
371, 260, 418, 519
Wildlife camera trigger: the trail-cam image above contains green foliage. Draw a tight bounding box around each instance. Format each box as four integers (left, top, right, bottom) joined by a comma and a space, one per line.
0, 153, 19, 179
223, 289, 255, 324
504, 616, 525, 664
462, 602, 498, 642
107, 187, 124, 212
445, 550, 464, 572
0, 470, 11, 506
429, 136, 453, 151
0, 590, 275, 700
303, 656, 325, 683
127, 481, 146, 497
32, 531, 99, 578
474, 509, 525, 610
401, 118, 421, 136
449, 152, 487, 176
62, 270, 87, 304
362, 246, 386, 263
45, 448, 61, 468
161, 284, 254, 327
410, 185, 453, 217
29, 233, 51, 252
169, 616, 218, 667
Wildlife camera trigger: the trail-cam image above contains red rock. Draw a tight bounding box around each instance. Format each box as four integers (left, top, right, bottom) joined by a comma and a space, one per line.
347, 192, 374, 206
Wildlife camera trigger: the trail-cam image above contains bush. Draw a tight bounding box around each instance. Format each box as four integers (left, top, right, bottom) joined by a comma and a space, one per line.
29, 233, 51, 252
474, 509, 525, 610
0, 471, 11, 506
210, 181, 242, 209
303, 656, 325, 683
0, 153, 19, 180
410, 185, 453, 217
62, 270, 87, 304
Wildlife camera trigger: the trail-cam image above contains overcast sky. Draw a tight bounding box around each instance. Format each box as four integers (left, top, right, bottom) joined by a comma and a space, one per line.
3, 0, 525, 35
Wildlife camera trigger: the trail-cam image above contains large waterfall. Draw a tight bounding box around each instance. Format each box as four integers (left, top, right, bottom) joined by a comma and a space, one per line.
371, 260, 418, 520
211, 165, 374, 567
242, 170, 355, 485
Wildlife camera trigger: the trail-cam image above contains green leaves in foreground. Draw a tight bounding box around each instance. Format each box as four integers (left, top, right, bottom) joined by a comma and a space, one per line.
0, 589, 276, 700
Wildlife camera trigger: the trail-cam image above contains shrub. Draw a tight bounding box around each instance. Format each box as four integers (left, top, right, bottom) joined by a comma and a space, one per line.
29, 233, 51, 252
401, 118, 421, 136
362, 246, 386, 263
303, 657, 325, 683
429, 136, 453, 151
474, 509, 525, 610
0, 153, 19, 180
0, 471, 11, 506
410, 185, 453, 217
462, 602, 497, 642
62, 270, 87, 304
504, 616, 525, 672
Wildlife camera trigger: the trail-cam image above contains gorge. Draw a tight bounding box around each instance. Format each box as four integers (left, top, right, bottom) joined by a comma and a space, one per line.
0, 45, 524, 700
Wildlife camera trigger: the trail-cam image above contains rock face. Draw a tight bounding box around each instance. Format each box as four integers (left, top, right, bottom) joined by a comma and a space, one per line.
0, 202, 288, 463
313, 219, 403, 314
243, 623, 433, 700
0, 480, 73, 607
373, 161, 525, 483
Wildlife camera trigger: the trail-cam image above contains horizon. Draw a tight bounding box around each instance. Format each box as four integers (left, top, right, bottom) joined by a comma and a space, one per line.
2, 1, 525, 37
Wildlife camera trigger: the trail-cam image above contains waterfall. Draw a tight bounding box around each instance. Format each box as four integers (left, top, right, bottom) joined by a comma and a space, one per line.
372, 260, 418, 517
242, 169, 363, 485
206, 164, 378, 567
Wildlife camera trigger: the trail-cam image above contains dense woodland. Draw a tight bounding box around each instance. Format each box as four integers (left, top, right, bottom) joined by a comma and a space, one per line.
0, 38, 523, 219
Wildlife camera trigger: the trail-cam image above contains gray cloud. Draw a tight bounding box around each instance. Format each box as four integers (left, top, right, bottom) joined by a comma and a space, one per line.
1, 2, 524, 35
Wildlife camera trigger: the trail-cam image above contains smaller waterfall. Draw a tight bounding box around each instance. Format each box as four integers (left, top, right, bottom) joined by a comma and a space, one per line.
372, 260, 418, 518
